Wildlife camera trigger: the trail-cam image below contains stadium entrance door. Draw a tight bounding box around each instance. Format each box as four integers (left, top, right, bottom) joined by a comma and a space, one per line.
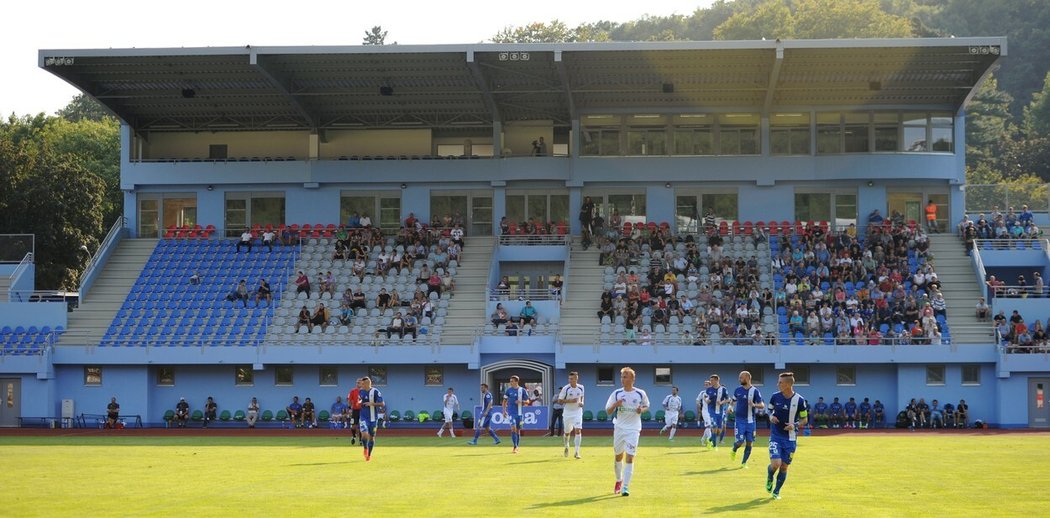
1029, 378, 1050, 428
0, 378, 20, 427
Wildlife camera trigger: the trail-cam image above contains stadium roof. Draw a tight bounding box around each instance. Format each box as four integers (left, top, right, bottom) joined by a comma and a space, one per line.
40, 38, 1005, 132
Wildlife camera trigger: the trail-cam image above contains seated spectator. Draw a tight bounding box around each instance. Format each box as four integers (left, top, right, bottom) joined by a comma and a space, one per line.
236, 227, 253, 253
330, 396, 349, 429
496, 276, 511, 298
310, 303, 330, 333
639, 327, 653, 345
294, 305, 312, 333
955, 399, 968, 428
376, 288, 392, 309
828, 397, 844, 428
301, 397, 317, 428
262, 228, 275, 252
106, 397, 120, 429
385, 312, 405, 339
352, 257, 367, 281
873, 400, 885, 428
859, 397, 872, 429
318, 272, 331, 296
519, 301, 537, 327
441, 271, 455, 296
505, 321, 519, 336
402, 313, 418, 341
597, 293, 614, 322
254, 279, 272, 307
347, 211, 361, 228
202, 396, 217, 429
916, 398, 930, 428
975, 297, 989, 320
287, 396, 303, 428
844, 397, 858, 429
174, 397, 190, 428
246, 397, 260, 429
189, 271, 201, 286
338, 300, 354, 326
351, 288, 367, 310
929, 399, 944, 428
324, 271, 337, 295
226, 279, 250, 307
491, 303, 509, 326
295, 271, 311, 298
281, 226, 296, 246
427, 271, 442, 297
360, 212, 373, 228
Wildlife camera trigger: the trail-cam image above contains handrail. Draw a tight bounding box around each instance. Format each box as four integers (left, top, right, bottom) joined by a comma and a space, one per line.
2, 252, 34, 302
6, 289, 71, 303
971, 238, 1046, 249
989, 285, 1047, 298
498, 234, 571, 246
488, 288, 561, 301
79, 216, 128, 301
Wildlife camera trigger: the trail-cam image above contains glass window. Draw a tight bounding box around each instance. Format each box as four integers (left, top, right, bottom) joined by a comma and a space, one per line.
836, 367, 857, 386
225, 194, 284, 236
962, 365, 981, 386
835, 194, 858, 227
843, 113, 870, 153
162, 198, 197, 229
157, 367, 175, 386
607, 194, 647, 222
675, 196, 700, 232
903, 113, 927, 152
795, 193, 832, 222
771, 113, 811, 155
654, 367, 672, 385
379, 197, 401, 231
549, 195, 569, 224
235, 366, 254, 386
874, 113, 899, 152
224, 198, 247, 237
275, 366, 294, 386
84, 366, 102, 386
424, 366, 443, 386
673, 127, 714, 155
582, 126, 622, 156
926, 365, 946, 386
527, 195, 549, 223
701, 193, 739, 222
597, 366, 615, 386
341, 196, 374, 225
627, 128, 667, 156
472, 196, 493, 235
368, 366, 388, 386
719, 113, 760, 155
506, 195, 525, 224
816, 112, 842, 154
931, 127, 954, 153
139, 198, 159, 238
319, 367, 338, 387
789, 366, 811, 386
250, 197, 285, 228
750, 367, 765, 387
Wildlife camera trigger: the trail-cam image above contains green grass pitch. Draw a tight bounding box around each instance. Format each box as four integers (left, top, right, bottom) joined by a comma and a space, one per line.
1, 433, 1048, 516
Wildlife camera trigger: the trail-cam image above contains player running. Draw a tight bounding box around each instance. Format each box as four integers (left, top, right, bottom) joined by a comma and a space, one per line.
696, 380, 712, 446
502, 375, 528, 453
437, 387, 460, 438
606, 367, 650, 497
730, 370, 763, 468
468, 383, 501, 445
358, 376, 385, 462
705, 375, 730, 449
766, 372, 809, 500
556, 371, 585, 459
659, 386, 682, 440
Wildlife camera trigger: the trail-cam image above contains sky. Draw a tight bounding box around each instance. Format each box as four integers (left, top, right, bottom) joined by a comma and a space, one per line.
1, 0, 713, 117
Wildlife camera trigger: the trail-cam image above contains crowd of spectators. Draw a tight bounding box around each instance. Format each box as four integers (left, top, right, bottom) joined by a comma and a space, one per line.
993, 309, 1050, 352
901, 397, 969, 429
959, 205, 1043, 255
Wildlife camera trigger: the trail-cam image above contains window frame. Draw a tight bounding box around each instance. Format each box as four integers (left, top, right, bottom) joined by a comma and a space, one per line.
596, 366, 615, 386
84, 366, 102, 386
424, 366, 444, 386
275, 366, 294, 387
926, 365, 946, 386
368, 366, 388, 387
961, 365, 981, 386
235, 366, 254, 386
156, 367, 175, 386
654, 366, 673, 386
836, 366, 857, 387
319, 366, 338, 387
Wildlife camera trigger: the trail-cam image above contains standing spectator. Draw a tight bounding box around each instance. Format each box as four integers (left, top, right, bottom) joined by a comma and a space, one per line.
105, 397, 120, 429
925, 200, 938, 233
294, 270, 311, 298
360, 212, 373, 228
537, 136, 548, 156
579, 196, 595, 236
246, 397, 260, 429
236, 227, 253, 253
261, 228, 275, 252
286, 396, 303, 428
1034, 272, 1044, 298
202, 396, 217, 428
549, 274, 563, 302
254, 279, 272, 307
174, 397, 190, 428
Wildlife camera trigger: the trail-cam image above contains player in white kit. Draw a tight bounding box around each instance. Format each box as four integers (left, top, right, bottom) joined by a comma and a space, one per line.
437, 387, 460, 438
556, 371, 586, 459
606, 367, 650, 497
696, 380, 712, 446
659, 386, 683, 440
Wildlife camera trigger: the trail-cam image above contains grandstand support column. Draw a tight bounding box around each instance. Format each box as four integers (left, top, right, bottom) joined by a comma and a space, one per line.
857, 183, 887, 235
949, 184, 965, 231
309, 131, 319, 160
493, 121, 502, 158
570, 119, 580, 158
646, 185, 675, 231
568, 184, 582, 236
401, 185, 430, 225
491, 183, 506, 236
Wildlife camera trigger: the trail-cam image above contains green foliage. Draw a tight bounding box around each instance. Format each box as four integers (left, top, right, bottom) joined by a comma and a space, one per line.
492, 20, 575, 43
965, 164, 1048, 213
715, 0, 914, 40
1023, 72, 1050, 138
55, 94, 113, 123
714, 1, 795, 40
965, 76, 1014, 169
362, 26, 388, 46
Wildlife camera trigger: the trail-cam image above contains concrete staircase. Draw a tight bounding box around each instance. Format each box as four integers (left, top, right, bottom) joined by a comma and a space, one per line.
58, 239, 158, 346
440, 236, 495, 345
559, 241, 603, 344
927, 234, 992, 344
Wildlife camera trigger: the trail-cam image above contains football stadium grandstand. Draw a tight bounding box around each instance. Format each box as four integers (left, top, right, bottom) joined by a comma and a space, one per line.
3, 36, 1048, 430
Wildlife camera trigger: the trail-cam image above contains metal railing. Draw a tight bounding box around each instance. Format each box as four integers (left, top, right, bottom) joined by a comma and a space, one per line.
79, 217, 128, 302
2, 252, 34, 301
488, 288, 561, 301
971, 238, 1047, 250
497, 234, 571, 246
964, 184, 1050, 214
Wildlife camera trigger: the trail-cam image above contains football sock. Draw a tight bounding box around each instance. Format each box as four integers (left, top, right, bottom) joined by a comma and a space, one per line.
775, 471, 787, 493
473, 429, 481, 441
669, 427, 676, 440
767, 464, 775, 485
437, 428, 444, 437
564, 434, 570, 449
512, 431, 519, 448
623, 463, 634, 488
703, 428, 712, 443
718, 427, 726, 443
733, 440, 743, 452
574, 434, 582, 453
743, 444, 753, 463
367, 439, 375, 456
488, 429, 499, 441
614, 461, 623, 481
660, 425, 669, 433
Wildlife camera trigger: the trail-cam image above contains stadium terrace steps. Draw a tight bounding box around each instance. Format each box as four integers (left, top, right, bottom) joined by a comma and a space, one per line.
58, 239, 159, 346
439, 236, 494, 346
559, 242, 604, 344
926, 234, 993, 344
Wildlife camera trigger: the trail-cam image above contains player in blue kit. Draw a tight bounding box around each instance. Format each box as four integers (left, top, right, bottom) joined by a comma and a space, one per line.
705, 374, 730, 449
858, 397, 872, 429
844, 397, 858, 429
766, 372, 809, 500
468, 383, 501, 445
502, 375, 528, 453
730, 370, 763, 468
358, 376, 384, 462
828, 397, 844, 429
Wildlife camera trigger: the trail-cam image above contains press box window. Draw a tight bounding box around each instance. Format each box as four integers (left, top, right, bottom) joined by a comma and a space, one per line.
654, 367, 673, 385
597, 366, 615, 386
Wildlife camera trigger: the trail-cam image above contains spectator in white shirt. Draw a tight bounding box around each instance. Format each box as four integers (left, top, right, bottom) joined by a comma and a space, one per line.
237, 228, 253, 253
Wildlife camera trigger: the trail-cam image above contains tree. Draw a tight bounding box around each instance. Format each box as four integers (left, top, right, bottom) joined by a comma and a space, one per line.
55, 94, 113, 123
492, 21, 574, 43
965, 75, 1014, 169
363, 26, 388, 46
713, 1, 795, 40
713, 0, 914, 40
1023, 72, 1050, 139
